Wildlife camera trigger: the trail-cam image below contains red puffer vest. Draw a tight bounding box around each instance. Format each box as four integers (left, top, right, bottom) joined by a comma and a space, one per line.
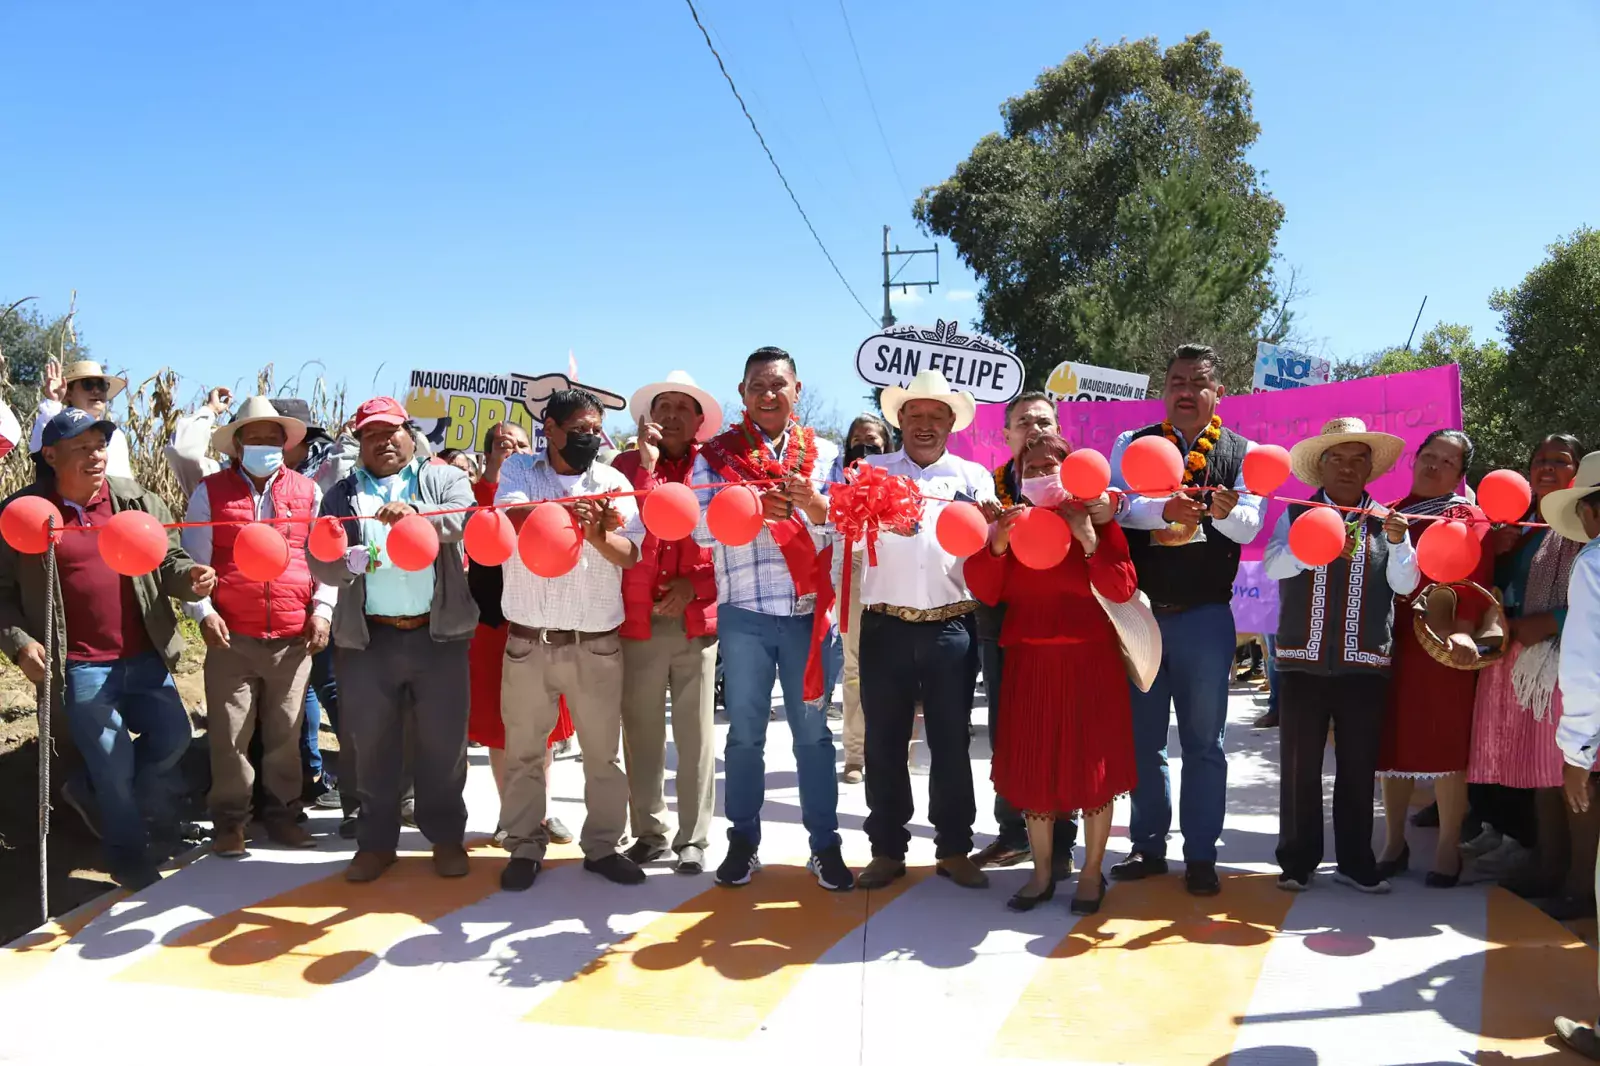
204, 467, 318, 639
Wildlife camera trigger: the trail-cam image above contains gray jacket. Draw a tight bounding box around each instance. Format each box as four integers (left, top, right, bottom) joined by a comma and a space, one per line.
307, 460, 479, 650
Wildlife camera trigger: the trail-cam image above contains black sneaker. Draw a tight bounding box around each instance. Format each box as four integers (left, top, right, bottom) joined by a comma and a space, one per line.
1277, 871, 1313, 892
626, 839, 670, 865
1332, 869, 1391, 894
501, 857, 541, 892
1185, 861, 1221, 897
1110, 853, 1169, 881
716, 837, 761, 887
585, 853, 647, 885
807, 845, 855, 892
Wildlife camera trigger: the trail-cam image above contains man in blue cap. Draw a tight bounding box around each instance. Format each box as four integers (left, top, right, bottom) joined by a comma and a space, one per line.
0, 408, 216, 889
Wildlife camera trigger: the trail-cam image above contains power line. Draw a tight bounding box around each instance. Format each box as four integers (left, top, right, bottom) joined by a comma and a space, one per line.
684, 0, 876, 325
784, 8, 873, 219
836, 0, 913, 207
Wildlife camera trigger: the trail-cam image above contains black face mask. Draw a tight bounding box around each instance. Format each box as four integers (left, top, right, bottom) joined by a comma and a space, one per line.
844, 441, 884, 466
558, 431, 604, 472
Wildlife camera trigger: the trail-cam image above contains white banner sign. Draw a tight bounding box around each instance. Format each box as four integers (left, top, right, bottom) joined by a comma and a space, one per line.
855, 319, 1024, 405
1252, 341, 1332, 394
1043, 361, 1150, 402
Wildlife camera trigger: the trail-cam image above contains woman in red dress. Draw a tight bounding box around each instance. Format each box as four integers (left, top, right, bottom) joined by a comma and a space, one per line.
965, 433, 1139, 914
1376, 429, 1494, 886
467, 422, 575, 846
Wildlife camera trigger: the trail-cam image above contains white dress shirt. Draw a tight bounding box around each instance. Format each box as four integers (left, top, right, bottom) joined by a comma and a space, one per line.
496, 450, 638, 632
854, 448, 997, 610
181, 468, 337, 622
1110, 427, 1264, 545
1263, 492, 1420, 596
32, 399, 134, 479
1556, 538, 1600, 768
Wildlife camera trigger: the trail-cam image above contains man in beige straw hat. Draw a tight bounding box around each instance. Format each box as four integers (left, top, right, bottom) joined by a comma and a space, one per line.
31, 358, 133, 479
1549, 451, 1600, 1059
182, 397, 336, 857
1265, 416, 1417, 895
853, 369, 997, 892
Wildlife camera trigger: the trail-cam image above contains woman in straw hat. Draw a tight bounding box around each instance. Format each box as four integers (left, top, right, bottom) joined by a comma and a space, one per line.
964, 432, 1139, 915
1467, 434, 1596, 911
30, 358, 133, 479
1373, 429, 1496, 888
1265, 417, 1417, 894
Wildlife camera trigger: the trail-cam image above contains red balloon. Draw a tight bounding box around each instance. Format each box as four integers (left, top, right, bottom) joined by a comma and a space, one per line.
1010, 507, 1070, 570
1243, 444, 1292, 497
936, 501, 988, 558
1, 496, 63, 555
1060, 449, 1111, 499
308, 516, 348, 563
464, 509, 516, 566
100, 509, 168, 577
1478, 469, 1532, 525
519, 501, 583, 578
1121, 436, 1185, 496
1417, 519, 1481, 584
386, 513, 439, 572
235, 523, 290, 582
1289, 507, 1347, 568
707, 485, 765, 547
642, 482, 700, 542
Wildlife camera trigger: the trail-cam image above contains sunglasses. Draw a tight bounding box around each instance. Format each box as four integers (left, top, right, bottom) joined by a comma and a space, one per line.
74, 378, 110, 393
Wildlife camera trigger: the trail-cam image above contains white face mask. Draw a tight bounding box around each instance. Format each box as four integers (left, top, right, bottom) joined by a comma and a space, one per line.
241, 445, 285, 478
1021, 473, 1067, 509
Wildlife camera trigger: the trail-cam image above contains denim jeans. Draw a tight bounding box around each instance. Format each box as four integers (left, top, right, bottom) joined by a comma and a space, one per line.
302, 648, 338, 783
1127, 602, 1235, 863
64, 651, 192, 870
719, 605, 840, 854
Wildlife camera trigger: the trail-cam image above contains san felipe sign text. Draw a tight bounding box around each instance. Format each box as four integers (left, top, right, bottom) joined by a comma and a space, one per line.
855, 335, 1024, 405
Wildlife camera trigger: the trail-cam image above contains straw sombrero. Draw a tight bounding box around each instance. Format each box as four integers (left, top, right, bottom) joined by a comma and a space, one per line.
1540, 451, 1600, 544
629, 371, 723, 443
61, 360, 128, 401
211, 395, 308, 453
880, 370, 976, 433
1289, 417, 1405, 487
1091, 587, 1162, 693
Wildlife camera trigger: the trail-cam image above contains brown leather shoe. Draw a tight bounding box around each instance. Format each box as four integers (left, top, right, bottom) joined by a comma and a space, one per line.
264, 820, 317, 849
856, 856, 907, 890
345, 850, 398, 883
937, 854, 990, 889
433, 842, 470, 878
212, 825, 247, 858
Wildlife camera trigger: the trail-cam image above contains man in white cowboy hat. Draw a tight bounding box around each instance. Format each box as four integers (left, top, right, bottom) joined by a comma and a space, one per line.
1264, 416, 1417, 894
32, 358, 134, 479
182, 396, 337, 857
852, 369, 998, 891
1104, 343, 1266, 898
612, 371, 723, 875
1548, 452, 1600, 1059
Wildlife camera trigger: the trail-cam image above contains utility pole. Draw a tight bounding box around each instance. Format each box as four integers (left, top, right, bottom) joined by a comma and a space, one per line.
881, 224, 938, 329
1404, 295, 1428, 351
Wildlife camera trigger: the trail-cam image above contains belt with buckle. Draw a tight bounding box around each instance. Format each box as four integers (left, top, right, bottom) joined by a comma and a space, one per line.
865, 600, 978, 624
366, 613, 430, 631
507, 622, 618, 646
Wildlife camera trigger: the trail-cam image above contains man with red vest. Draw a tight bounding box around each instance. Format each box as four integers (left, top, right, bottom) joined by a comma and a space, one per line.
613, 372, 721, 875
183, 396, 335, 857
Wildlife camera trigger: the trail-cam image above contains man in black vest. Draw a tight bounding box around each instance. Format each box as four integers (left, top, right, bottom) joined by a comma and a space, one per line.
1101, 344, 1264, 896
1264, 417, 1414, 894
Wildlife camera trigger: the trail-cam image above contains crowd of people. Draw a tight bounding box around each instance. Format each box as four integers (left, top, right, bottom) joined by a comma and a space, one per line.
2, 343, 1600, 1042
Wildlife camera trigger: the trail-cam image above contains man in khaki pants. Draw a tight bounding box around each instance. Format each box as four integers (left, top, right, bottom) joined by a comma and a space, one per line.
613, 372, 721, 874
495, 388, 644, 892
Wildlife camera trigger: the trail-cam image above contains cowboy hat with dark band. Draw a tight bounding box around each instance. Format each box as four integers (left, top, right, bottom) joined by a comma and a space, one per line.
211, 395, 307, 453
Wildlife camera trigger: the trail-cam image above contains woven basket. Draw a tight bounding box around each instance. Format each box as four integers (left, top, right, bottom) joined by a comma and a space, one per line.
1411, 581, 1508, 672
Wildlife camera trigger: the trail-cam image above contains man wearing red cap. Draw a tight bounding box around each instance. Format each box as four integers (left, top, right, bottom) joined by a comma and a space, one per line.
307, 396, 479, 884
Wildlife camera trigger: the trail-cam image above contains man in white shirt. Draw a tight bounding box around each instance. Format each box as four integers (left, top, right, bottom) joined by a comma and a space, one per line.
852, 371, 997, 891
495, 388, 644, 892
31, 359, 134, 479
1545, 452, 1600, 1059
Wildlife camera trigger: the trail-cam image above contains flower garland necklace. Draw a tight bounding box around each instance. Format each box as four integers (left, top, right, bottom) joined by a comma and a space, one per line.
737, 413, 816, 480
993, 463, 1015, 507
1162, 414, 1223, 485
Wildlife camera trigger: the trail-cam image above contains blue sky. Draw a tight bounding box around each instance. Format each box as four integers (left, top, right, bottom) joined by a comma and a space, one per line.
5, 1, 1596, 433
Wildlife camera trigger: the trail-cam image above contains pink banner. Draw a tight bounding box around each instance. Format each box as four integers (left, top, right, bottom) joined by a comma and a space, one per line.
949, 363, 1464, 576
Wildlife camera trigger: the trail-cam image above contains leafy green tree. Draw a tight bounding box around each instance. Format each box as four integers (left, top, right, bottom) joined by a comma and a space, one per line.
0, 299, 89, 416
1491, 227, 1600, 458
914, 32, 1287, 393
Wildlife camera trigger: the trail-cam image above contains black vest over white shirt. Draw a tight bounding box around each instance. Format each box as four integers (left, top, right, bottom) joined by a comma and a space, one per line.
1123, 424, 1251, 609
1274, 493, 1402, 677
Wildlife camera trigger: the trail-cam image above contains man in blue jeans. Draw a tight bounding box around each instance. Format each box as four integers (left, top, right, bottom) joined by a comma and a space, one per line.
0, 409, 215, 889
689, 347, 849, 891
1102, 344, 1264, 897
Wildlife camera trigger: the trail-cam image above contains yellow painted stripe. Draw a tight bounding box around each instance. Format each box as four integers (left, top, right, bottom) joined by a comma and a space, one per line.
993, 872, 1294, 1063
0, 889, 125, 987
1479, 887, 1598, 1060
528, 863, 926, 1038
115, 842, 541, 998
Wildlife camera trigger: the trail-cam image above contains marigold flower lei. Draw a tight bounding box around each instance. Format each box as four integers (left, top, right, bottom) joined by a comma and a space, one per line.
1161, 414, 1223, 484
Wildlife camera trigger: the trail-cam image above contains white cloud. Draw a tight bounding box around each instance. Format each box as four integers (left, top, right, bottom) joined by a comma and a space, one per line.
946, 289, 976, 302
890, 288, 924, 305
